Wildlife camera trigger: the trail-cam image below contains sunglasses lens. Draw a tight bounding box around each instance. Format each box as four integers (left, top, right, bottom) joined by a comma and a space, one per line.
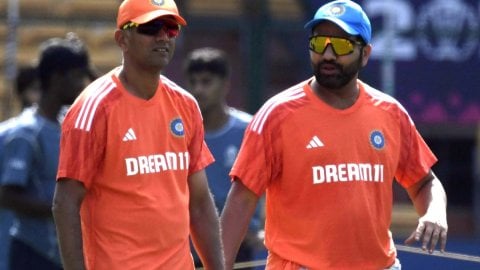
136, 24, 158, 35
166, 27, 180, 38
309, 36, 326, 53
331, 37, 354, 55
309, 36, 355, 56
136, 20, 180, 38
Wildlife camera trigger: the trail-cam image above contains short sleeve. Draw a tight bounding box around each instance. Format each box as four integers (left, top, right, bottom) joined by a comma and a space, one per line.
186, 102, 214, 174
1, 134, 37, 187
229, 122, 275, 196
56, 107, 106, 189
395, 114, 437, 188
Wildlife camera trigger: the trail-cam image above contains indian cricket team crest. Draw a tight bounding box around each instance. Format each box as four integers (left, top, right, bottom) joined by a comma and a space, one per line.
328, 4, 346, 17
151, 0, 164, 6
370, 130, 385, 150
170, 117, 184, 137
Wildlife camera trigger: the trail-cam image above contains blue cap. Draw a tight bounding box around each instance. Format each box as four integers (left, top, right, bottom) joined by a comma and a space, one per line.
304, 0, 371, 44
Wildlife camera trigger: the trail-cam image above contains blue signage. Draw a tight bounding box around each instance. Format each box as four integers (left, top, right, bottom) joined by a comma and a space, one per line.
311, 0, 480, 124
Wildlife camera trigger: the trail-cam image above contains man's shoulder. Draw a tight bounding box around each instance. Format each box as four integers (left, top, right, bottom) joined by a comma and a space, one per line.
160, 75, 196, 102
77, 72, 118, 104
0, 118, 17, 135
264, 80, 309, 109
359, 80, 410, 115
248, 80, 309, 134
228, 108, 253, 124
0, 114, 44, 152
65, 72, 119, 128
360, 80, 403, 104
0, 107, 38, 134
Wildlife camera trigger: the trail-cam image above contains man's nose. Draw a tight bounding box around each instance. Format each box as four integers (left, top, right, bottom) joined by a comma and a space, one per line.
154, 28, 169, 40
322, 44, 337, 60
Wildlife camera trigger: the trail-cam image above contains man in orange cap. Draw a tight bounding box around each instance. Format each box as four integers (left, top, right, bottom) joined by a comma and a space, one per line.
52, 0, 225, 269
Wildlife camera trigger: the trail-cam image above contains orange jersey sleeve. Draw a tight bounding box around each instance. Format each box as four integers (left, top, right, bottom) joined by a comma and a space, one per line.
57, 68, 213, 270
230, 78, 437, 269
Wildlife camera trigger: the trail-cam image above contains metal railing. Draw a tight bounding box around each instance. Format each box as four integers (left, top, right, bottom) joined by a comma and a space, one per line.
196, 244, 480, 269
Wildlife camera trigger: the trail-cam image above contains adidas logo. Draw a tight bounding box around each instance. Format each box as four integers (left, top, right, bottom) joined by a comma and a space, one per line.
123, 128, 137, 142
306, 136, 324, 149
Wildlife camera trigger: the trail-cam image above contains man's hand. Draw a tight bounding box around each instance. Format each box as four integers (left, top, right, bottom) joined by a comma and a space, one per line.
404, 214, 448, 253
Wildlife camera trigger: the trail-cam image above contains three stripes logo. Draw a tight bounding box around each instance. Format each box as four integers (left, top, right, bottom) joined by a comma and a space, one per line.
306, 136, 324, 149
123, 128, 137, 142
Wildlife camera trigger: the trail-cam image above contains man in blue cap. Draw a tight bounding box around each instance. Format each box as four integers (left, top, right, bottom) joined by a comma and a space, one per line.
221, 1, 448, 269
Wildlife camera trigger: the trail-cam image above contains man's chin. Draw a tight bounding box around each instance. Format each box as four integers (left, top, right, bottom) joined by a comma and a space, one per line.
315, 77, 346, 90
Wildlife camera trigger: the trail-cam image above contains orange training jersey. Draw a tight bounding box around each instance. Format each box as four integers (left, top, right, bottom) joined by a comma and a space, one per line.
57, 67, 213, 270
230, 78, 437, 270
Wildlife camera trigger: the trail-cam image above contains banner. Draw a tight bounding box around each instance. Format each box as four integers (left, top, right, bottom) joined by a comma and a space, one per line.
311, 0, 480, 124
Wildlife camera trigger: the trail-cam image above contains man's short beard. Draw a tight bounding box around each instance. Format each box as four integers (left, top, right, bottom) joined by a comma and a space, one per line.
314, 68, 354, 89
312, 51, 363, 89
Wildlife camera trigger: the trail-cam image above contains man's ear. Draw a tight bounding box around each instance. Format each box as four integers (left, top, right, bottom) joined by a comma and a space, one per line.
361, 44, 372, 67
222, 79, 231, 97
115, 29, 129, 52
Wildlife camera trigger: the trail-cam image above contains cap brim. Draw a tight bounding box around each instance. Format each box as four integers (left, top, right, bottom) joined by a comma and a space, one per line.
304, 18, 358, 37
132, 10, 187, 26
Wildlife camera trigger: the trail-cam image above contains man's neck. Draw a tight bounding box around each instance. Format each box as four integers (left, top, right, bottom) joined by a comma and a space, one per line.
119, 67, 161, 100
203, 105, 230, 132
37, 99, 61, 123
311, 79, 360, 110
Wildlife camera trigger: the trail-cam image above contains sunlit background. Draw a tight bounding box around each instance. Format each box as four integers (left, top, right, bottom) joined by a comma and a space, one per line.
1, 0, 479, 269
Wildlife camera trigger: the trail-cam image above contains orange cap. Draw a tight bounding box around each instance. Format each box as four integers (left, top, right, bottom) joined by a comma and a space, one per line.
117, 0, 187, 29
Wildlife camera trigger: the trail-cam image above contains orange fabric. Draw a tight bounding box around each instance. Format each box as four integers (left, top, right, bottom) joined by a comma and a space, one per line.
266, 252, 306, 270
57, 67, 213, 270
231, 78, 437, 270
117, 0, 187, 28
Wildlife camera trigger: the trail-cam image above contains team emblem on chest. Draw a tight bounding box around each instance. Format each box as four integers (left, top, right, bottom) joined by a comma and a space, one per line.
370, 130, 385, 150
170, 117, 185, 137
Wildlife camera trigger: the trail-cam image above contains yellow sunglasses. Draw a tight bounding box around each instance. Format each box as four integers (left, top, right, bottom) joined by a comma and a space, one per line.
309, 36, 363, 56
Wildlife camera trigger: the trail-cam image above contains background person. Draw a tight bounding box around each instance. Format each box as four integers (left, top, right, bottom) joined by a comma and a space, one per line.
52, 1, 224, 269
220, 1, 448, 269
0, 64, 41, 270
13, 65, 41, 110
183, 47, 264, 269
0, 33, 91, 270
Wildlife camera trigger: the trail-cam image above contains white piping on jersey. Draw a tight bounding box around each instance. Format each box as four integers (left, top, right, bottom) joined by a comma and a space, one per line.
75, 79, 115, 131
362, 82, 415, 125
160, 75, 203, 116
250, 85, 305, 134
160, 75, 193, 99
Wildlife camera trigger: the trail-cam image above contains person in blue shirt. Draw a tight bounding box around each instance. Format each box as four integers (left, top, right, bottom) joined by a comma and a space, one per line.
0, 33, 91, 270
183, 47, 264, 269
0, 64, 41, 270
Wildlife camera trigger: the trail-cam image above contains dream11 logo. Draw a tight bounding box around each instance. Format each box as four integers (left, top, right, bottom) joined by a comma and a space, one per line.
361, 0, 480, 62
